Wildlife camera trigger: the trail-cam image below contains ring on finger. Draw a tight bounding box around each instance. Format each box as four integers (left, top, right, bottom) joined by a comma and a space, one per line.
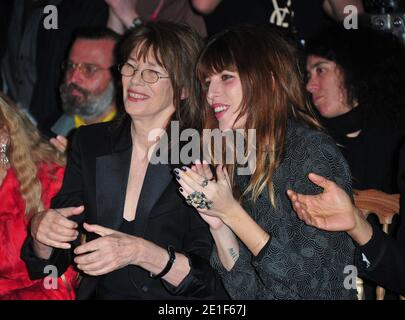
201, 178, 209, 188
186, 191, 213, 210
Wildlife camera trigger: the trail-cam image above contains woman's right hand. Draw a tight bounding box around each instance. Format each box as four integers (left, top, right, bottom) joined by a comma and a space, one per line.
30, 206, 84, 250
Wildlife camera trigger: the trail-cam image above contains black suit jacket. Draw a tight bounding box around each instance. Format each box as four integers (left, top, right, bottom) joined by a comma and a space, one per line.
399, 141, 405, 244
22, 116, 227, 300
354, 142, 405, 295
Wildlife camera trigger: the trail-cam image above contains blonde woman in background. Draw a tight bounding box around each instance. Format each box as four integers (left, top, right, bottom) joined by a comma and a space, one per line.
0, 92, 78, 299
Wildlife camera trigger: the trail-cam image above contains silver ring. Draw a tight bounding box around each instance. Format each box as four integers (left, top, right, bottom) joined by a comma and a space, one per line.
186, 191, 213, 210
201, 178, 209, 188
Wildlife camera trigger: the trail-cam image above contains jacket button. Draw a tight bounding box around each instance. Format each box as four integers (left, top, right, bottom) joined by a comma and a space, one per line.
141, 285, 148, 293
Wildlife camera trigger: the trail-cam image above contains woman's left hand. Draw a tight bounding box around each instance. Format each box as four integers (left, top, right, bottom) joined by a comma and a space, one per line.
74, 223, 140, 276
175, 164, 241, 222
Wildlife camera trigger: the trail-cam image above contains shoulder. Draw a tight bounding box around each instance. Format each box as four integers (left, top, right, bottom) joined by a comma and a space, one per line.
73, 117, 130, 154
286, 120, 341, 158
75, 120, 115, 139
37, 162, 65, 182
37, 163, 65, 207
364, 111, 405, 144
37, 162, 65, 187
283, 121, 351, 194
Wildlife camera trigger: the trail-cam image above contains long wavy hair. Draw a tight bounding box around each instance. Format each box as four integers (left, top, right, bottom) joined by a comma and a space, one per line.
197, 26, 321, 203
0, 93, 65, 215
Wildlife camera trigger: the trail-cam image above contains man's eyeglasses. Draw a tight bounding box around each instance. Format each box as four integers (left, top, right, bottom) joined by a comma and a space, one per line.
62, 61, 112, 78
118, 62, 169, 84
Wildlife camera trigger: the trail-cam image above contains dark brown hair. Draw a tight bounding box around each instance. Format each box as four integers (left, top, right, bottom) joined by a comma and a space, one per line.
197, 25, 321, 202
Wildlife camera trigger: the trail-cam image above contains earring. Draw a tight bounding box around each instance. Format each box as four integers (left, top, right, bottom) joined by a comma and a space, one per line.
0, 143, 9, 167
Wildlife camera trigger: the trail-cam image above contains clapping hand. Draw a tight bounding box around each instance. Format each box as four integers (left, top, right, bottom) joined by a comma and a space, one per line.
175, 161, 240, 229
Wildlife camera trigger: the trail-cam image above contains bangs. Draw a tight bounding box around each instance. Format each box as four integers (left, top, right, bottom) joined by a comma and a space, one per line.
196, 38, 237, 82
127, 39, 165, 69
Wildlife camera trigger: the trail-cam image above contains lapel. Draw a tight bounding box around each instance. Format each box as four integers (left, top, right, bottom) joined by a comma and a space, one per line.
95, 115, 174, 235
133, 161, 173, 237
95, 116, 132, 230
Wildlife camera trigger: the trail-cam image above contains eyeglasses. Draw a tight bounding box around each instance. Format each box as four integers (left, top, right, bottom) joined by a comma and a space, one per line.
62, 61, 112, 78
118, 62, 169, 84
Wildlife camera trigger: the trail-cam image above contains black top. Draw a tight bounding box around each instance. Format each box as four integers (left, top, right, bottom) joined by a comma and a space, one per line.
321, 107, 405, 193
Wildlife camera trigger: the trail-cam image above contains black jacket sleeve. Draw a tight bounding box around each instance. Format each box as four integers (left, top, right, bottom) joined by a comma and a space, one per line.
160, 203, 228, 299
22, 129, 86, 279
356, 221, 405, 295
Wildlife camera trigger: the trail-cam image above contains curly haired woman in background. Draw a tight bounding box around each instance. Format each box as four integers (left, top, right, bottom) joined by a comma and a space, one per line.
0, 92, 78, 299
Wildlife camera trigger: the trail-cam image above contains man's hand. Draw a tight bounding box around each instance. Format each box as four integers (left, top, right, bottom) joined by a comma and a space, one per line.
287, 173, 373, 245
287, 173, 356, 231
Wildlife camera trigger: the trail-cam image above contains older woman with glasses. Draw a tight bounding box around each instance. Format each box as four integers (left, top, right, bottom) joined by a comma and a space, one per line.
22, 21, 227, 300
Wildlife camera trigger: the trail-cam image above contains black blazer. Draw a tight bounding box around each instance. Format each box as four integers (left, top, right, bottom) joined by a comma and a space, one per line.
22, 116, 227, 300
354, 142, 405, 296
355, 222, 405, 296
399, 141, 405, 246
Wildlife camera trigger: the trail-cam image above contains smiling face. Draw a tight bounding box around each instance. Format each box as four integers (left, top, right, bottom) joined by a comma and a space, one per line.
306, 55, 352, 118
121, 48, 175, 126
204, 70, 246, 131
